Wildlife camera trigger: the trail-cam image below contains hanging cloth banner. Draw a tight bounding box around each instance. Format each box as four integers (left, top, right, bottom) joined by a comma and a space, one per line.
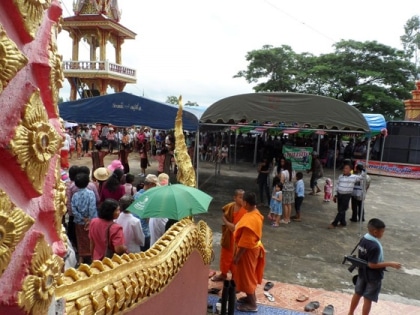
282, 146, 313, 171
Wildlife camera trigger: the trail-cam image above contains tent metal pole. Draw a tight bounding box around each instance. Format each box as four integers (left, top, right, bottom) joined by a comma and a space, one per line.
253, 134, 259, 166
317, 133, 321, 154
228, 130, 232, 170
234, 131, 238, 166
333, 134, 338, 193
359, 137, 372, 235
380, 135, 386, 176
195, 129, 199, 188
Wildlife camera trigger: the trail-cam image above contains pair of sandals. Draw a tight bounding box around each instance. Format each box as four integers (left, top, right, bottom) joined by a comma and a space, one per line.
304, 301, 334, 314
263, 281, 275, 302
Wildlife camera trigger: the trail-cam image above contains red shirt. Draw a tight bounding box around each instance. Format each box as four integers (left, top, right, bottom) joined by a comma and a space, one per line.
100, 185, 125, 203
89, 218, 125, 261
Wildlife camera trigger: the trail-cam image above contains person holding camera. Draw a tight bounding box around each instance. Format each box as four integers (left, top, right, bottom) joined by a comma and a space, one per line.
348, 218, 401, 315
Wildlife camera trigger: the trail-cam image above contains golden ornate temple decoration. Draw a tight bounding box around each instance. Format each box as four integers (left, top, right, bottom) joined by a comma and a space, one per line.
55, 219, 212, 314
174, 96, 197, 187
18, 235, 64, 314
0, 25, 28, 93
404, 81, 420, 121
12, 0, 51, 39
10, 90, 62, 194
0, 190, 35, 276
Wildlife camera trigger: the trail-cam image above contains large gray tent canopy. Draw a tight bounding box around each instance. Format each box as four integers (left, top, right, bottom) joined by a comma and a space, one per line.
200, 92, 370, 132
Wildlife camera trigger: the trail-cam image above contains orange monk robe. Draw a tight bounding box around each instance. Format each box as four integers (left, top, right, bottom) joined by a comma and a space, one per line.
219, 202, 247, 275
233, 209, 265, 294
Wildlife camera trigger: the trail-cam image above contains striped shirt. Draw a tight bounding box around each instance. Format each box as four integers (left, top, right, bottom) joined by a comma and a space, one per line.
334, 174, 362, 195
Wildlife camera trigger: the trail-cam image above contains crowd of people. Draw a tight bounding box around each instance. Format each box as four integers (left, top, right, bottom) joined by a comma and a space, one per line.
63, 160, 174, 268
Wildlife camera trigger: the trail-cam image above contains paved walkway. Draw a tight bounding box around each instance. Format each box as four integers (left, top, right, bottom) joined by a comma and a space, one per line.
207, 273, 420, 314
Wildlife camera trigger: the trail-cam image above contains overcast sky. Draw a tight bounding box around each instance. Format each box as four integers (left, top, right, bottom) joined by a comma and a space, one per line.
58, 0, 419, 106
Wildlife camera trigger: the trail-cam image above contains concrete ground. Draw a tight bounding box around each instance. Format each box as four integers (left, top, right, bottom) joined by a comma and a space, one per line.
194, 159, 420, 307
72, 153, 420, 307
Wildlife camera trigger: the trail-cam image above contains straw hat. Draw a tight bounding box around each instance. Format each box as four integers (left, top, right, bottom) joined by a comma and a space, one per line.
93, 167, 111, 181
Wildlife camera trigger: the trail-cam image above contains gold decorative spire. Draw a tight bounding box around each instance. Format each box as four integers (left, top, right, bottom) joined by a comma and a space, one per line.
174, 96, 196, 187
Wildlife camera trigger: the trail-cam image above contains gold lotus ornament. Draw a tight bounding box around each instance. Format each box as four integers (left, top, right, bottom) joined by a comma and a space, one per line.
18, 236, 63, 314
0, 190, 35, 276
0, 25, 28, 93
10, 90, 62, 194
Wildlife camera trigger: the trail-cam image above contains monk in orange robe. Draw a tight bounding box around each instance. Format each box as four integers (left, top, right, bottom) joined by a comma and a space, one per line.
212, 189, 247, 282
233, 191, 265, 313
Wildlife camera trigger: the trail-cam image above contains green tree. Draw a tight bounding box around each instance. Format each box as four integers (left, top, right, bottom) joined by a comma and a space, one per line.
235, 41, 416, 119
166, 95, 179, 105
401, 15, 420, 79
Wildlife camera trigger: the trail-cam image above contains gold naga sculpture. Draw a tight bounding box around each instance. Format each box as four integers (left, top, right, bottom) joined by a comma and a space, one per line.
0, 1, 213, 314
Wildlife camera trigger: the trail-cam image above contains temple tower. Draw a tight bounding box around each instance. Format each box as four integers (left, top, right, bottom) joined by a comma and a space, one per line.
62, 0, 136, 100
404, 81, 420, 121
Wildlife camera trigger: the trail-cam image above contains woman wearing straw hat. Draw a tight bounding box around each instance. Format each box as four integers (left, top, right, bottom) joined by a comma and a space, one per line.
93, 167, 111, 195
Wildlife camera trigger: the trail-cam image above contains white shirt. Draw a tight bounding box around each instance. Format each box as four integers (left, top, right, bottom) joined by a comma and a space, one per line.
115, 212, 145, 253
149, 218, 168, 246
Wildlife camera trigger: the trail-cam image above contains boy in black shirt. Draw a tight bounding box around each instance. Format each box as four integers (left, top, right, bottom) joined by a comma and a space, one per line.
348, 218, 401, 315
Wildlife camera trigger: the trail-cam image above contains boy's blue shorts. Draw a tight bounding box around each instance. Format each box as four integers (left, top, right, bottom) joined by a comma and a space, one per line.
355, 276, 382, 302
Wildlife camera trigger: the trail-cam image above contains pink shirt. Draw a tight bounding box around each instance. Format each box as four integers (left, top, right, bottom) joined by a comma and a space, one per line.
100, 185, 125, 203
89, 218, 125, 261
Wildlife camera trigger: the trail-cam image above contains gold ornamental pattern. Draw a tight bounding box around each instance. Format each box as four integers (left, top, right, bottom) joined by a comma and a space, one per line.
0, 190, 35, 276
55, 219, 213, 314
53, 161, 67, 237
10, 90, 62, 194
49, 24, 64, 115
0, 25, 28, 93
12, 0, 52, 39
18, 235, 64, 314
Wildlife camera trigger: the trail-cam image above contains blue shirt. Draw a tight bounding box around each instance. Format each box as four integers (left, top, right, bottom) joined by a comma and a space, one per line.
295, 179, 305, 197
71, 188, 97, 224
133, 189, 150, 238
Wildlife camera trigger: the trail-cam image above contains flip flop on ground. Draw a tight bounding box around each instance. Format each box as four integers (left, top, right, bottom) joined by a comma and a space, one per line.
322, 304, 335, 315
264, 291, 275, 302
296, 294, 309, 302
263, 281, 274, 291
237, 304, 258, 312
304, 301, 320, 312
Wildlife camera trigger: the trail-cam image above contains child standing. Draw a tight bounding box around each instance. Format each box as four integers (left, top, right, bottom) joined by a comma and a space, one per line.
293, 172, 305, 222
270, 183, 283, 227
324, 178, 333, 202
348, 218, 402, 315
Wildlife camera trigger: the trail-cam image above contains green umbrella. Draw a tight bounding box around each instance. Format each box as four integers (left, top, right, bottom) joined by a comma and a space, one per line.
127, 184, 213, 220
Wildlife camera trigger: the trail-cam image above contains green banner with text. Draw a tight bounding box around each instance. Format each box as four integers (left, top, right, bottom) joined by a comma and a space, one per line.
282, 146, 313, 171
